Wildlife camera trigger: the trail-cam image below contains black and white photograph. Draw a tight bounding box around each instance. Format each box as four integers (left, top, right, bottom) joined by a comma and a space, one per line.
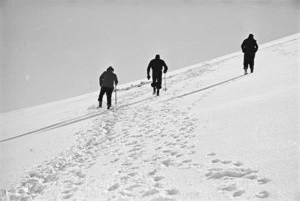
0, 0, 299, 200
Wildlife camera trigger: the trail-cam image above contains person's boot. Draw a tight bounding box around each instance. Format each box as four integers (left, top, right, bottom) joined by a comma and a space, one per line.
98, 101, 102, 108
107, 104, 111, 110
157, 89, 160, 96
244, 69, 248, 75
153, 87, 156, 95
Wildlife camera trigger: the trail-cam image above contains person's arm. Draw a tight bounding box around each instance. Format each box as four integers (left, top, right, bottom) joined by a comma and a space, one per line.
147, 61, 152, 79
115, 74, 118, 87
241, 41, 246, 53
254, 41, 259, 53
163, 61, 168, 73
99, 72, 105, 86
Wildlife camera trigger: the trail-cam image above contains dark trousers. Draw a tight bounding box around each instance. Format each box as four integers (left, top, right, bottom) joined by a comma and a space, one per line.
151, 73, 162, 89
98, 87, 113, 106
244, 54, 255, 72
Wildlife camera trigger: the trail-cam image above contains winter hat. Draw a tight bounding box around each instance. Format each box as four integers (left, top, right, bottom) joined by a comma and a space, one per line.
155, 54, 160, 59
107, 66, 114, 72
249, 34, 254, 39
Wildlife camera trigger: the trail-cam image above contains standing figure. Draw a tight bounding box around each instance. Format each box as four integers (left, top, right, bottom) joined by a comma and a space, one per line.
147, 54, 168, 96
241, 34, 259, 74
98, 66, 118, 109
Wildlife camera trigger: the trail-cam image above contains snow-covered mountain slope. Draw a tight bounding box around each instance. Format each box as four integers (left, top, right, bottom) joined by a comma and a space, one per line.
0, 33, 299, 201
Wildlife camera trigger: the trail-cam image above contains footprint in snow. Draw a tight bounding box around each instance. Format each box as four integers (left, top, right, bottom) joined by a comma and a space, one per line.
128, 172, 138, 177
154, 183, 163, 188
232, 190, 246, 197
166, 188, 180, 195
161, 159, 174, 167
149, 169, 157, 176
188, 150, 196, 155
62, 193, 73, 199
255, 191, 270, 198
212, 159, 221, 163
205, 167, 259, 179
153, 176, 165, 182
258, 178, 271, 184
205, 154, 272, 199
233, 161, 244, 167
221, 160, 232, 164
150, 197, 176, 201
220, 184, 237, 192
62, 187, 78, 195
176, 153, 184, 158
142, 189, 160, 197
125, 184, 142, 192
108, 183, 120, 191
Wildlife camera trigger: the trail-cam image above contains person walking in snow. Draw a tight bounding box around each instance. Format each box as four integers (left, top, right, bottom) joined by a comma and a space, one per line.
241, 34, 259, 74
147, 54, 168, 96
98, 66, 118, 109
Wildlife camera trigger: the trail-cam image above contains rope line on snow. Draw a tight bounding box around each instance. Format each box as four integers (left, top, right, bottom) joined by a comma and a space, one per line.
0, 74, 245, 143
0, 110, 108, 143
164, 74, 245, 102
0, 96, 153, 143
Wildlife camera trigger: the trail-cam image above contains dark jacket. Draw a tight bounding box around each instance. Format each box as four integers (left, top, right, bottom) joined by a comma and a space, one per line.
241, 36, 259, 55
99, 69, 118, 89
147, 58, 168, 76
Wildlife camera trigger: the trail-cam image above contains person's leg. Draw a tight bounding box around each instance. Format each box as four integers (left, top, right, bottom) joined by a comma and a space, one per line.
250, 62, 254, 73
157, 75, 162, 96
153, 74, 161, 94
106, 88, 114, 109
157, 75, 162, 89
98, 88, 106, 107
151, 76, 156, 94
250, 55, 255, 73
244, 54, 250, 74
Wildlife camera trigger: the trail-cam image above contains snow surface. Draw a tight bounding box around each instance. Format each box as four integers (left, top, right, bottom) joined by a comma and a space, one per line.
0, 33, 299, 201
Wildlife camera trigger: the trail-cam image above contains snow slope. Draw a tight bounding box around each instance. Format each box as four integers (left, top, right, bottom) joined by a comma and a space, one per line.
0, 33, 299, 201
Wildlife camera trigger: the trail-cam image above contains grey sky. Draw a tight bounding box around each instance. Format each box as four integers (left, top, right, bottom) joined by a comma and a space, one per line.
1, 0, 299, 112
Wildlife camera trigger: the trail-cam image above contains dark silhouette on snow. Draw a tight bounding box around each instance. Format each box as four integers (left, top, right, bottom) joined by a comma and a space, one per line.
98, 66, 118, 109
241, 34, 259, 74
147, 54, 168, 96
